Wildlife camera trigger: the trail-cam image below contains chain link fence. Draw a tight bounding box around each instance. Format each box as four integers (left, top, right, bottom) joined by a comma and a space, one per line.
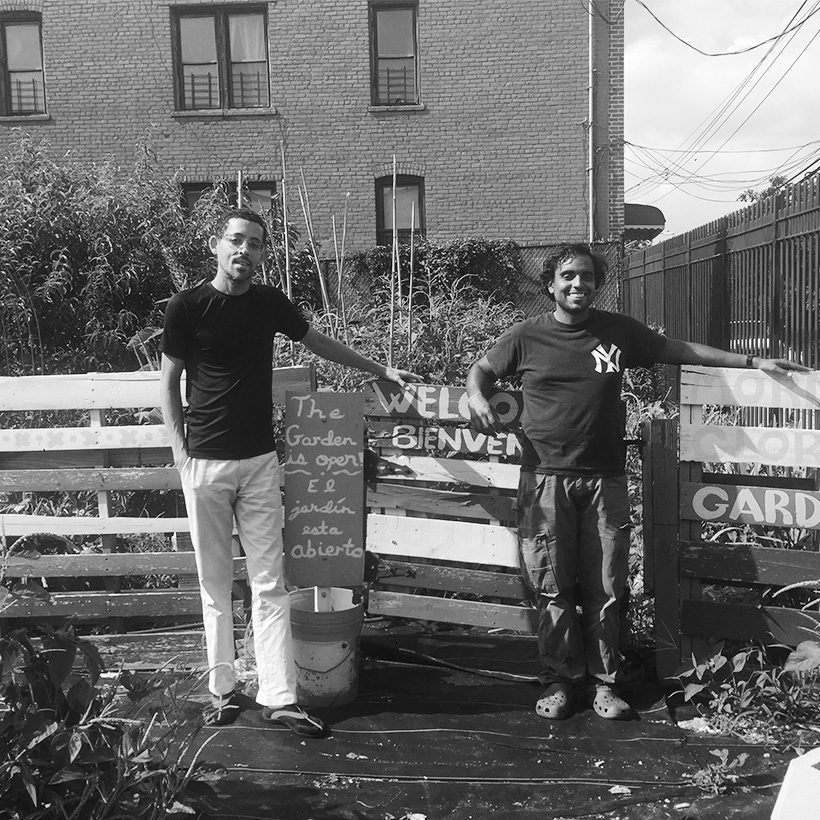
516, 242, 623, 317
318, 241, 624, 321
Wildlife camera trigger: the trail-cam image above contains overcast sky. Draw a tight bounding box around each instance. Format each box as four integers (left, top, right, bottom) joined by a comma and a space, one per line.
624, 0, 820, 239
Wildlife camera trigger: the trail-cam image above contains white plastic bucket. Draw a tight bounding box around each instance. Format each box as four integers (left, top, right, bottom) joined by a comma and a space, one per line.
289, 587, 364, 708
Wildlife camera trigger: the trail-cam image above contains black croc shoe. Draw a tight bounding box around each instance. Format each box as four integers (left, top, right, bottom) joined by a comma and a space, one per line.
535, 682, 576, 720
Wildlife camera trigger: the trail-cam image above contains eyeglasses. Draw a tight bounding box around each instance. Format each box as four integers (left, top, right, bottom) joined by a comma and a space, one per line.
223, 234, 264, 253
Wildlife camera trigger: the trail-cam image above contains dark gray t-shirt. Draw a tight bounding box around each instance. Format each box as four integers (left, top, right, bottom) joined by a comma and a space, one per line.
161, 281, 308, 459
485, 309, 666, 475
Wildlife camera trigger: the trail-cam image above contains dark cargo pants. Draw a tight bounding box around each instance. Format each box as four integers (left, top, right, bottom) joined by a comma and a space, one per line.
517, 472, 630, 685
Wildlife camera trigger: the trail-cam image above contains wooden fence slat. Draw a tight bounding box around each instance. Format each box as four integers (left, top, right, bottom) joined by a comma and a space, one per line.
681, 599, 820, 646
368, 419, 522, 459
680, 425, 820, 468
680, 366, 820, 410
680, 540, 820, 586
0, 425, 169, 453
680, 482, 820, 530
367, 513, 519, 568
371, 561, 528, 598
364, 381, 523, 425
0, 467, 180, 492
3, 553, 246, 578
0, 367, 314, 411
367, 483, 516, 522
369, 455, 520, 490
0, 449, 171, 470
367, 590, 537, 632
0, 590, 203, 619
0, 515, 190, 536
87, 631, 206, 670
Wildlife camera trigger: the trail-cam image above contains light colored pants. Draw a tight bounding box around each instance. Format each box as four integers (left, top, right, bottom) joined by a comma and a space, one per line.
517, 472, 630, 686
179, 451, 296, 707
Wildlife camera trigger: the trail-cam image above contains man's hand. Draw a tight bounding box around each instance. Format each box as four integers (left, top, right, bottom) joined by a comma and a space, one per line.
383, 367, 423, 388
755, 358, 812, 375
171, 445, 188, 472
468, 393, 498, 434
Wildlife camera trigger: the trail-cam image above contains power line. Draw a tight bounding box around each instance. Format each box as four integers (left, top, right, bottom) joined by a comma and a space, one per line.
629, 1, 813, 195
626, 0, 820, 200
629, 0, 815, 190
631, 0, 820, 56
622, 137, 820, 155
624, 138, 820, 196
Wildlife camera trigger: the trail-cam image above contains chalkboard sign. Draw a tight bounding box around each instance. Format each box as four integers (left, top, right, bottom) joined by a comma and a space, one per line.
283, 391, 365, 588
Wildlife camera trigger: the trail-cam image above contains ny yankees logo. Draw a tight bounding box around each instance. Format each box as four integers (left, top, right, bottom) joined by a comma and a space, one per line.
591, 343, 622, 373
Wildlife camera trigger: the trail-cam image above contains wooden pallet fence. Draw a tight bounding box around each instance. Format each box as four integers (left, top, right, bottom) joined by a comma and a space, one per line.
0, 367, 315, 628
645, 365, 820, 680
363, 380, 537, 632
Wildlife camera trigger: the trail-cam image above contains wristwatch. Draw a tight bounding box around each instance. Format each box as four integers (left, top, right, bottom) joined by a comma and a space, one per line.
745, 354, 756, 368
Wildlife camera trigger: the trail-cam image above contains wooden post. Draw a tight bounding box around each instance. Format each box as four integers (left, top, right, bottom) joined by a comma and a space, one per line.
90, 408, 125, 634
642, 418, 681, 682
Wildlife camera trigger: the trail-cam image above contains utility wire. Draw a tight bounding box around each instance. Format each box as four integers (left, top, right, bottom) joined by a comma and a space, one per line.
628, 8, 806, 197
626, 0, 820, 200
786, 152, 820, 183
627, 0, 814, 192
580, 0, 626, 25
632, 0, 820, 56
622, 137, 820, 155
625, 141, 820, 191
644, 21, 820, 206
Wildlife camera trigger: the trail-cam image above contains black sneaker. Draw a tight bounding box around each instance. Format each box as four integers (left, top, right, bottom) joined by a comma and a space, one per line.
260, 704, 326, 737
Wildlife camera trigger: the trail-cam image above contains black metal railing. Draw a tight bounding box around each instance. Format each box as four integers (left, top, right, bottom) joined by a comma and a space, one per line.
183, 68, 219, 109
376, 59, 417, 105
8, 73, 45, 114
230, 62, 268, 107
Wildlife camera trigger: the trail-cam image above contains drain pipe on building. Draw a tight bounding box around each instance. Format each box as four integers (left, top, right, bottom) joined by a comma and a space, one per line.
588, 1, 595, 243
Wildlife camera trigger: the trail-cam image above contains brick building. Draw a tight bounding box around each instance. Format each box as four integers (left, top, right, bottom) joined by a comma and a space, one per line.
0, 0, 624, 250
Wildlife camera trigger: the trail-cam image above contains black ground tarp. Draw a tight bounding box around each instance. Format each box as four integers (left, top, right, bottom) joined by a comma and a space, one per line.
188, 623, 788, 819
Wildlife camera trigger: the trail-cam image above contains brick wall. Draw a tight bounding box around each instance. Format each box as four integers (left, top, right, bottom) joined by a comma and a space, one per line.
0, 0, 624, 249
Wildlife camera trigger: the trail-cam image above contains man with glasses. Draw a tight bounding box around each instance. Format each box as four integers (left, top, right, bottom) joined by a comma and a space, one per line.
160, 208, 418, 735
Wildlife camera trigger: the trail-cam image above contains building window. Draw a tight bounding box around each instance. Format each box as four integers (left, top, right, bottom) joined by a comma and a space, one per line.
375, 175, 425, 245
182, 181, 275, 213
173, 6, 270, 110
0, 14, 46, 116
370, 3, 418, 106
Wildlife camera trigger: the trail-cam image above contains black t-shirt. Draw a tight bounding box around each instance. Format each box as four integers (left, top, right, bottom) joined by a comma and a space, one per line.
160, 281, 309, 459
485, 309, 666, 475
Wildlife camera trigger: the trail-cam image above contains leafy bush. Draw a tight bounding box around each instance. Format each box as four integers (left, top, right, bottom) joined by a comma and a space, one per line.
675, 640, 820, 747
0, 134, 182, 375
344, 236, 523, 306
0, 622, 222, 819
292, 278, 524, 390
0, 133, 319, 376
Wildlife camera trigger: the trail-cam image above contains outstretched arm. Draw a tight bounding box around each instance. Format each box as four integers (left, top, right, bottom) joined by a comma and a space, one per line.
159, 353, 188, 469
466, 356, 501, 433
657, 338, 812, 374
299, 327, 421, 387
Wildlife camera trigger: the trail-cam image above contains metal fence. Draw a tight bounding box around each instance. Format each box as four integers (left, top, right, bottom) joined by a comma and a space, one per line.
623, 171, 820, 368
517, 242, 622, 317
316, 241, 623, 322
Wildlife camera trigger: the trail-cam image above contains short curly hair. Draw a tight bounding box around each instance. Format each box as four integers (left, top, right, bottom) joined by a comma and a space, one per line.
216, 207, 269, 245
540, 243, 608, 301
